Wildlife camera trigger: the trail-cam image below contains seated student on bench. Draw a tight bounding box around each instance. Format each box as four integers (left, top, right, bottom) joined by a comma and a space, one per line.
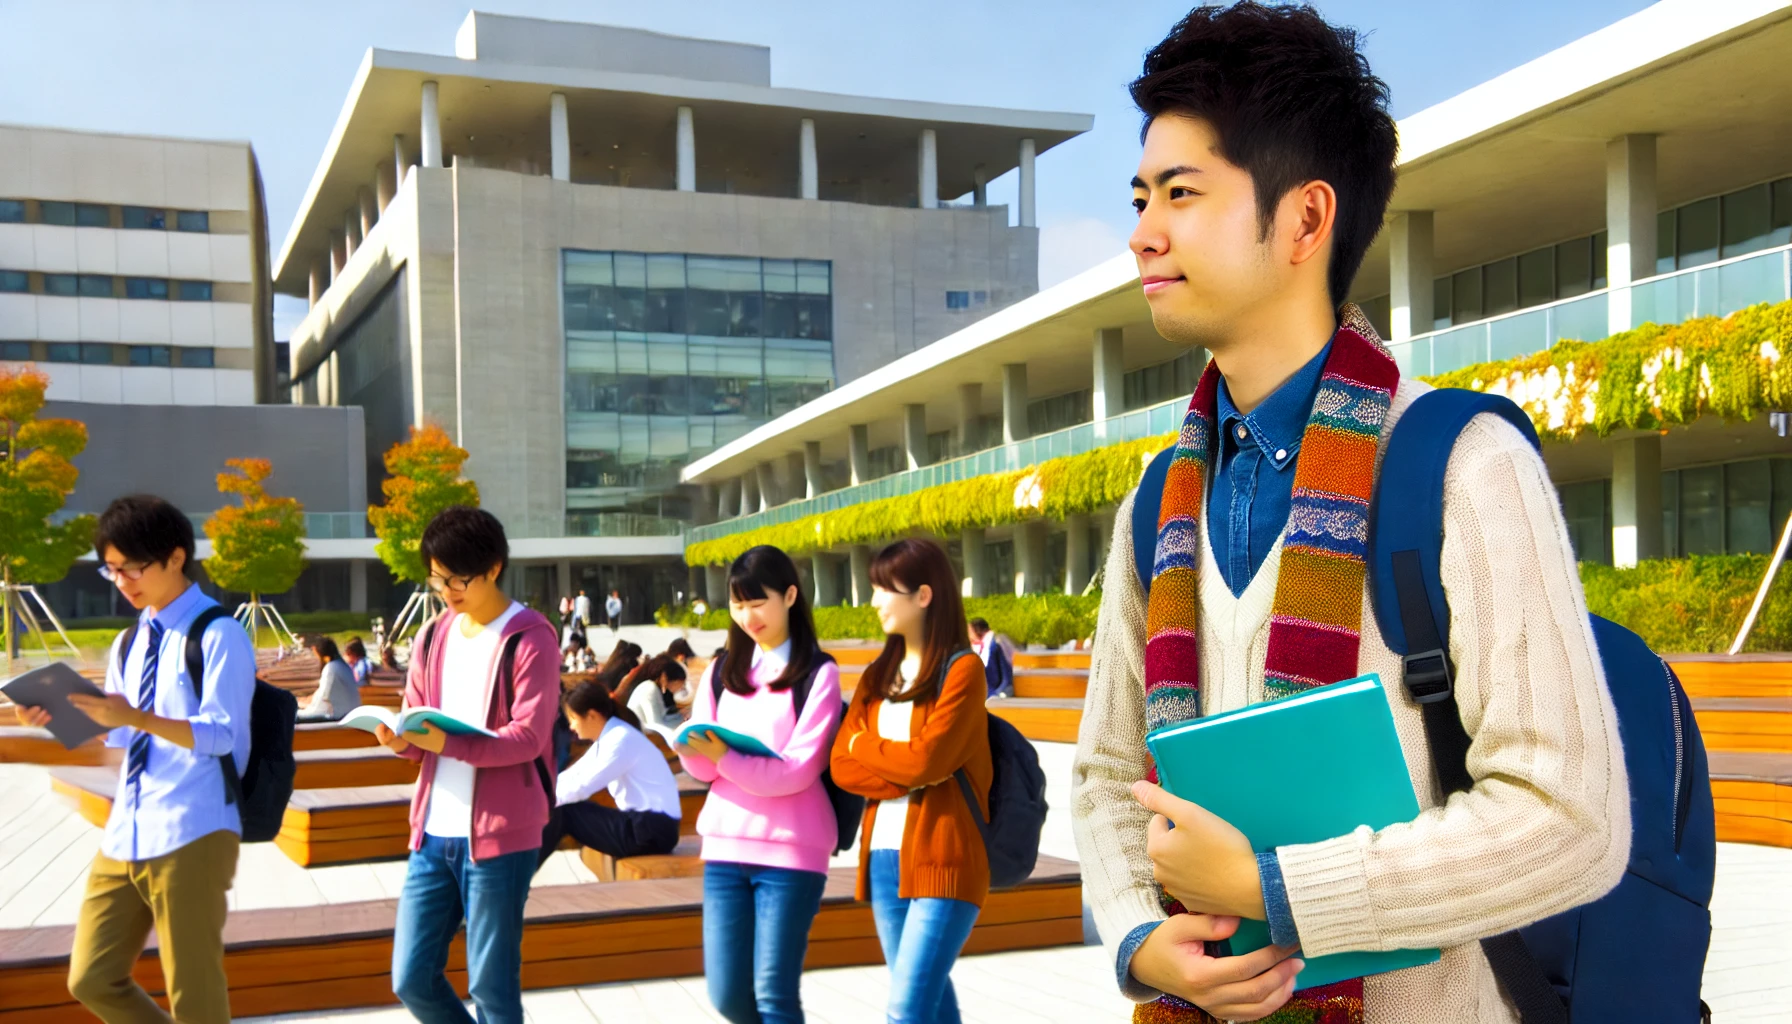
537, 681, 682, 870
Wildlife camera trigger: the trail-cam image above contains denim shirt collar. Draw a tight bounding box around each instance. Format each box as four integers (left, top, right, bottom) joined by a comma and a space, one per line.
1215, 338, 1333, 472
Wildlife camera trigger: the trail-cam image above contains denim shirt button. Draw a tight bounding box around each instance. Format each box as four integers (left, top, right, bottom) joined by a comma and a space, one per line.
1235, 424, 1248, 440
1275, 448, 1287, 461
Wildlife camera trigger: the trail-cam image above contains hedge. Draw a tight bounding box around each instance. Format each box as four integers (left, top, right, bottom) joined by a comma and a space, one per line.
1428, 298, 1792, 442
684, 433, 1175, 566
1580, 553, 1792, 653
657, 592, 1102, 648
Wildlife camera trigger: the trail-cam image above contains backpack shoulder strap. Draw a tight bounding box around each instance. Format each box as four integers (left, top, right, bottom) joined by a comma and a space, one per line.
495, 628, 556, 812
182, 605, 231, 703
709, 650, 727, 709
1368, 387, 1566, 1024
115, 623, 139, 678
790, 650, 836, 719
1132, 446, 1175, 596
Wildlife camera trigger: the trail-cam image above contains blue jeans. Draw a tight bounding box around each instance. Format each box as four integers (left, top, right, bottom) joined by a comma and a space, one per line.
702, 860, 828, 1024
869, 849, 982, 1024
392, 835, 537, 1024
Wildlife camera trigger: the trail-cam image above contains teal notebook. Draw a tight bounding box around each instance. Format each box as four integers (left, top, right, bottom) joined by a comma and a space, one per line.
672, 720, 778, 758
1144, 673, 1440, 990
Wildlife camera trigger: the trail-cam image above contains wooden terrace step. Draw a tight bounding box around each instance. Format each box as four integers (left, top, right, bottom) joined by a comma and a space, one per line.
580, 835, 705, 882
1665, 654, 1792, 700
1691, 696, 1792, 754
1708, 750, 1792, 848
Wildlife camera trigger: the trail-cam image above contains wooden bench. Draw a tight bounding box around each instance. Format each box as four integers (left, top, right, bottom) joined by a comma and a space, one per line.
0, 856, 1083, 1021
0, 727, 118, 767
1709, 750, 1792, 848
1013, 667, 1088, 700
580, 835, 704, 882
988, 698, 1083, 743
291, 747, 420, 789
1692, 696, 1792, 753
1665, 653, 1792, 699
293, 722, 378, 751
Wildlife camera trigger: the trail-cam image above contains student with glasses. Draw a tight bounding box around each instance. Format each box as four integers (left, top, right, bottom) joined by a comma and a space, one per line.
18, 495, 255, 1024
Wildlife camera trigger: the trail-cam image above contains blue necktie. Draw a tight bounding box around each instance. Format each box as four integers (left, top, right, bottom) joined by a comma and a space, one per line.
126, 619, 165, 790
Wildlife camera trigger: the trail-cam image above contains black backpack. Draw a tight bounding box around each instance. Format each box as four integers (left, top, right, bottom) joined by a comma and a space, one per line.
709, 649, 865, 854
936, 649, 1049, 888
117, 605, 297, 842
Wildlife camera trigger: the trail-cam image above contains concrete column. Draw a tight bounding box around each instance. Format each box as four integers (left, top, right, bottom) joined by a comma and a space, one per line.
376, 159, 397, 211
393, 135, 408, 187
344, 210, 360, 260
755, 462, 779, 511
918, 128, 939, 210
349, 559, 368, 613
1018, 138, 1037, 228
705, 564, 727, 607
810, 552, 839, 607
849, 545, 874, 607
549, 92, 570, 182
741, 470, 760, 516
849, 424, 872, 485
720, 477, 741, 518
783, 452, 806, 503
676, 106, 696, 192
556, 560, 573, 604
1015, 520, 1048, 595
799, 118, 818, 200
972, 166, 988, 208
308, 266, 322, 308
1092, 327, 1125, 436
961, 528, 987, 598
1607, 134, 1658, 335
1065, 514, 1092, 595
956, 383, 982, 456
1612, 434, 1664, 568
358, 187, 377, 237
420, 81, 442, 169
329, 233, 345, 279
804, 440, 825, 499
903, 404, 929, 470
1389, 211, 1435, 341
1002, 363, 1030, 444
695, 484, 717, 527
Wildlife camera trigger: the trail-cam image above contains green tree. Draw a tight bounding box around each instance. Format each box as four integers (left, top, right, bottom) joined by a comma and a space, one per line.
203, 458, 307, 597
0, 367, 93, 663
368, 423, 479, 585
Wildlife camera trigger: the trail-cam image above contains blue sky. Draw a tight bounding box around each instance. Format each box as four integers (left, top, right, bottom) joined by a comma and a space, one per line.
1, 0, 1654, 333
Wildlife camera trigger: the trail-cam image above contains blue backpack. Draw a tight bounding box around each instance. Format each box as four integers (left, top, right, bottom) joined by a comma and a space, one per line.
1132, 388, 1716, 1023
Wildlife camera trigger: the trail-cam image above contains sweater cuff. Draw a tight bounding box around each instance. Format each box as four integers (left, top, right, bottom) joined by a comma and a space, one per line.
1116, 921, 1165, 1002
1258, 850, 1300, 948
1274, 825, 1379, 956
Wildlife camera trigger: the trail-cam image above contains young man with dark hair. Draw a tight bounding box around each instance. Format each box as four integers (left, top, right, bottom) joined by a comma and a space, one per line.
1071, 5, 1629, 1022
375, 505, 562, 1024
18, 494, 255, 1023
968, 617, 1013, 699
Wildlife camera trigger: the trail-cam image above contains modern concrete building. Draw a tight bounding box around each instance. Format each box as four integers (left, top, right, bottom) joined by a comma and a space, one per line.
0, 124, 277, 405
683, 0, 1792, 602
276, 10, 1091, 615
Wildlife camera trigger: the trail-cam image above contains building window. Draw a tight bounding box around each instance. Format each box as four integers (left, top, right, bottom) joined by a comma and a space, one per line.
44, 274, 77, 296
0, 341, 30, 360
175, 210, 210, 232
1124, 349, 1204, 411
1028, 389, 1091, 436
1558, 479, 1611, 565
177, 346, 215, 368
128, 345, 172, 367
122, 206, 167, 230
80, 343, 112, 364
0, 270, 27, 293
45, 343, 80, 363
175, 280, 213, 301
39, 201, 76, 226
124, 277, 169, 300
76, 203, 110, 228
946, 290, 989, 311
77, 274, 114, 298
0, 200, 23, 223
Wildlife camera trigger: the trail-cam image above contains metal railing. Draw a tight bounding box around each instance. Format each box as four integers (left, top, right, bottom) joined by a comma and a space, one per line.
564, 512, 687, 538
1388, 243, 1792, 377
685, 394, 1190, 544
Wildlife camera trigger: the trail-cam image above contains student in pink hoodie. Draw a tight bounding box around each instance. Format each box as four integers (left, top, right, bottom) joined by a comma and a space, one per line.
374, 507, 562, 1024
678, 545, 843, 1024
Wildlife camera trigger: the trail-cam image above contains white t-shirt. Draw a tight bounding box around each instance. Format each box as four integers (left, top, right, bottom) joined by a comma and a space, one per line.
423, 602, 523, 838
628, 678, 679, 736
556, 717, 681, 817
869, 675, 921, 852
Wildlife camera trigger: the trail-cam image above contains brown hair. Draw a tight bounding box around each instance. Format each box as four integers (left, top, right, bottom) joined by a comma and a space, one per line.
564, 681, 642, 731
859, 538, 970, 704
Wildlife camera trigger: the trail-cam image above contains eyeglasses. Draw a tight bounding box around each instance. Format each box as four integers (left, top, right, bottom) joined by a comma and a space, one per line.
426, 573, 477, 593
98, 562, 153, 583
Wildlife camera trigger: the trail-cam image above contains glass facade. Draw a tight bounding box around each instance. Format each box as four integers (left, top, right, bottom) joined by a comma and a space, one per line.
1561, 456, 1792, 565
562, 250, 834, 530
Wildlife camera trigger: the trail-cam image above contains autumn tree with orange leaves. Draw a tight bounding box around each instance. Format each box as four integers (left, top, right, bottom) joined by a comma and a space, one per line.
0, 367, 93, 663
367, 424, 480, 586
203, 458, 307, 598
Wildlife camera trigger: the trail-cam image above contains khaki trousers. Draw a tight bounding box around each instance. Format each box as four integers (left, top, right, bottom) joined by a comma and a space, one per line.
68, 829, 239, 1024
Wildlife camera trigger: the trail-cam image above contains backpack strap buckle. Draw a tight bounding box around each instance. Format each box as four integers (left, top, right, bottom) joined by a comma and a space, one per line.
1402, 648, 1455, 704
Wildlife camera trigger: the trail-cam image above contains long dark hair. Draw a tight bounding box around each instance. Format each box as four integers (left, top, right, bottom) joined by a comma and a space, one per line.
564, 680, 642, 731
616, 653, 669, 707
666, 638, 696, 662
307, 635, 342, 664
721, 545, 818, 696
860, 538, 970, 704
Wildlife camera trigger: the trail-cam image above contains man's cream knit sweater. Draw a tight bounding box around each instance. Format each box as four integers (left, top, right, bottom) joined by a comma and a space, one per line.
1070, 378, 1631, 1023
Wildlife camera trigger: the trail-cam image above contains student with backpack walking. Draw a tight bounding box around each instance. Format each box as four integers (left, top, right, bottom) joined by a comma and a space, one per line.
1071, 7, 1647, 1023
677, 545, 843, 1024
537, 682, 681, 870
830, 538, 992, 1024
15, 496, 256, 1024
376, 507, 561, 1024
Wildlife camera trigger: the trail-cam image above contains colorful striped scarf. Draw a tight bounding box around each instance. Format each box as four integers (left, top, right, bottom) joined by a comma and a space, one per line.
1137, 306, 1398, 1024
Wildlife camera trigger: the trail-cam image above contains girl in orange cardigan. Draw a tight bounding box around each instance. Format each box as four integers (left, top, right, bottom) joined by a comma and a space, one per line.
830, 538, 993, 1024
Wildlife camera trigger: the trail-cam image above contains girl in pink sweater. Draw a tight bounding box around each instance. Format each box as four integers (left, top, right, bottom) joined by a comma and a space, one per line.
678, 545, 843, 1024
